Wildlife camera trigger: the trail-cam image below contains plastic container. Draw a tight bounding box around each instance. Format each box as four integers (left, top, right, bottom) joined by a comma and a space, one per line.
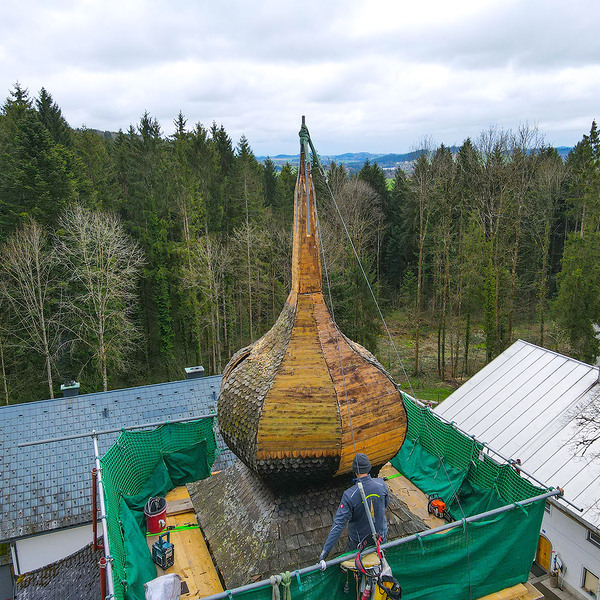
144, 496, 167, 534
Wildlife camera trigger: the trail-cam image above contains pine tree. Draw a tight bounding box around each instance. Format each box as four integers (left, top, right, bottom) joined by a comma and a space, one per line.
0, 85, 81, 239
35, 88, 72, 147
383, 168, 414, 288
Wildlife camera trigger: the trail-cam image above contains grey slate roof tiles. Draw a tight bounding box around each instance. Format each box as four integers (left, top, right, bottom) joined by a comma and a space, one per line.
1, 375, 235, 541
15, 542, 102, 600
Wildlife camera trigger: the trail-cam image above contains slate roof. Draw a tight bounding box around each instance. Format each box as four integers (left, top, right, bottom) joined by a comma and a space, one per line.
435, 339, 600, 530
0, 374, 235, 541
15, 542, 101, 600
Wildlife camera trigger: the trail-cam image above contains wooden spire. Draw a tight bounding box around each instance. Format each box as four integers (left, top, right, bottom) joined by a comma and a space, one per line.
217, 119, 407, 488
291, 120, 321, 294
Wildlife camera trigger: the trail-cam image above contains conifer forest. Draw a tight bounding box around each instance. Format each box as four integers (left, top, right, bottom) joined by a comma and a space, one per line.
1, 83, 599, 404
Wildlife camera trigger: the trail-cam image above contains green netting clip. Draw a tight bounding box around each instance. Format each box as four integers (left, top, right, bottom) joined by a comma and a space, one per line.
461, 518, 467, 532
226, 591, 234, 599
415, 532, 425, 555
513, 502, 528, 516
295, 570, 303, 591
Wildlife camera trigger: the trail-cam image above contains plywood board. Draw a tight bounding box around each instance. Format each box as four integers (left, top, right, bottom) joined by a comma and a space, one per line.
146, 486, 222, 598
477, 582, 543, 600
380, 464, 445, 529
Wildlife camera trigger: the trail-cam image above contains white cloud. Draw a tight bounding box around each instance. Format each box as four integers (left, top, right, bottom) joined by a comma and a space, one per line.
1, 0, 598, 154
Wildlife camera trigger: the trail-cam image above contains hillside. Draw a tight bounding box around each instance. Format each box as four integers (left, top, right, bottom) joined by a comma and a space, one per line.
259, 146, 573, 176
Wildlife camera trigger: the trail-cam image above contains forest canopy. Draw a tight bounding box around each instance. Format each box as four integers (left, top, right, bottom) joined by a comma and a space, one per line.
0, 83, 598, 404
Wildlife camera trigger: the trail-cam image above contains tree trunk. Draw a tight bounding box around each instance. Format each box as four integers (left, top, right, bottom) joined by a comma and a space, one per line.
99, 322, 107, 392
538, 222, 551, 346
464, 308, 471, 375
414, 239, 423, 375
245, 181, 253, 341
35, 249, 54, 399
0, 335, 9, 405
507, 204, 523, 345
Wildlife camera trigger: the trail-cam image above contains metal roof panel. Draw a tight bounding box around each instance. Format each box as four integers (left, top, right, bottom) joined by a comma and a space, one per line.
435, 340, 600, 529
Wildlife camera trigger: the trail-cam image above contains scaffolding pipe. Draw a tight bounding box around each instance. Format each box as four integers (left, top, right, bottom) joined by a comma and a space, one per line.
93, 433, 115, 600
92, 468, 103, 552
99, 556, 107, 600
406, 393, 583, 512
17, 413, 217, 447
199, 488, 562, 600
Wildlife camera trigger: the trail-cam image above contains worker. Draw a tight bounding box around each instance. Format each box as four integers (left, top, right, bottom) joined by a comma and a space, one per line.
319, 453, 389, 566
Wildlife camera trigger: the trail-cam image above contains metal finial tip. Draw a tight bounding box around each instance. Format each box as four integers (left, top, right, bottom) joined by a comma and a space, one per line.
302, 116, 306, 125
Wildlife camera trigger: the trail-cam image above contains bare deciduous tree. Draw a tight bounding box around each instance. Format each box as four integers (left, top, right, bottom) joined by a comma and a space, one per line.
57, 205, 145, 391
182, 234, 232, 374
0, 307, 12, 405
0, 221, 60, 398
320, 178, 383, 269
573, 395, 600, 460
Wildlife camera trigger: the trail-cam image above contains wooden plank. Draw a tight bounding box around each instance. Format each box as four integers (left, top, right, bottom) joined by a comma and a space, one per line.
379, 464, 445, 529
146, 486, 223, 598
257, 293, 342, 455
477, 582, 543, 600
291, 161, 322, 294
312, 292, 407, 474
166, 497, 193, 516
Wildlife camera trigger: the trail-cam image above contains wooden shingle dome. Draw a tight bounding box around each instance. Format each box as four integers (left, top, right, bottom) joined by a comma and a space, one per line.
218, 120, 407, 488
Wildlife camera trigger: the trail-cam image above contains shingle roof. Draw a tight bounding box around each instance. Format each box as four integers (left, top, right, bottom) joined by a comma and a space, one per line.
188, 461, 427, 589
15, 542, 101, 600
0, 375, 235, 541
435, 339, 600, 529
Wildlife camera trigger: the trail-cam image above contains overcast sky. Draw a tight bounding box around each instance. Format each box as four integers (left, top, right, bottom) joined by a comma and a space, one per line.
1, 0, 598, 155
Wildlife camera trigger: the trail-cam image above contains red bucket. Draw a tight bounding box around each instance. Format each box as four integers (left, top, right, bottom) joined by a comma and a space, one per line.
144, 497, 167, 534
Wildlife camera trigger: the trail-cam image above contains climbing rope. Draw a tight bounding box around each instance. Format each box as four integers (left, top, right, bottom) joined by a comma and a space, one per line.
303, 122, 474, 599
303, 123, 415, 398
269, 572, 292, 600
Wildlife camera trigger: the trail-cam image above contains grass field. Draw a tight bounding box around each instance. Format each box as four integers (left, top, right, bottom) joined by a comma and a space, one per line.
373, 308, 552, 406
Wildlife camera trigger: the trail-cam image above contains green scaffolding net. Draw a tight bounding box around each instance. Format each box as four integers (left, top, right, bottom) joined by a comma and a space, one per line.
101, 397, 549, 600
220, 395, 549, 600
100, 418, 217, 600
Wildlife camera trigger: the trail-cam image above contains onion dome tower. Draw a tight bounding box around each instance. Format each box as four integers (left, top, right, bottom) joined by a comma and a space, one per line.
218, 118, 407, 487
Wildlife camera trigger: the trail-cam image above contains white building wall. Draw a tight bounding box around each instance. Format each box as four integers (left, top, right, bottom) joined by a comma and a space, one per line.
13, 524, 93, 575
541, 504, 600, 600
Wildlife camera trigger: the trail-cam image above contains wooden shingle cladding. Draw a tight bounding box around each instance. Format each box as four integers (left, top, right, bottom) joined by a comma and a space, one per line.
312, 293, 407, 475
217, 131, 407, 487
188, 461, 427, 590
218, 299, 296, 470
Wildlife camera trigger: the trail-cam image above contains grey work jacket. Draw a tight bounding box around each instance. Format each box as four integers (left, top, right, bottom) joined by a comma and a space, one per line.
321, 474, 389, 559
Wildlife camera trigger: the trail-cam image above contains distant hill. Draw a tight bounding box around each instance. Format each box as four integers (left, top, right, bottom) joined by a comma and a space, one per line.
259, 151, 423, 175
555, 146, 572, 159
259, 145, 574, 177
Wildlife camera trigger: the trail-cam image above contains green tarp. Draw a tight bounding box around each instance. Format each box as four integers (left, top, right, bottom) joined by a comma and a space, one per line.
101, 397, 548, 600
100, 420, 217, 600
226, 396, 548, 600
